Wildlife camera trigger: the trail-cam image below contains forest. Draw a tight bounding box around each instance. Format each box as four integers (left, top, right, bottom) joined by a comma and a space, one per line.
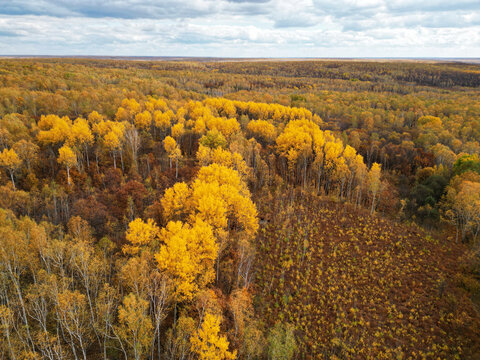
0, 58, 479, 359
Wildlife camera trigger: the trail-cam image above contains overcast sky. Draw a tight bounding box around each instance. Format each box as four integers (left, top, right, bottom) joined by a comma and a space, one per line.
1, 0, 480, 57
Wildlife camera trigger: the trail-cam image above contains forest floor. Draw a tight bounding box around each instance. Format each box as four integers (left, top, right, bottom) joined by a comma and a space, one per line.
255, 193, 480, 359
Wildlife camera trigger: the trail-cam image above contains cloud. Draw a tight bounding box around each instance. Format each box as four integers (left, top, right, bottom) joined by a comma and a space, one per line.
0, 0, 480, 57
0, 30, 20, 37
0, 0, 271, 19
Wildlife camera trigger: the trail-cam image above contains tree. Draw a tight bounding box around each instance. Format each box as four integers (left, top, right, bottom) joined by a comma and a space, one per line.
266, 323, 296, 360
0, 305, 15, 359
125, 125, 140, 170
0, 148, 22, 189
58, 145, 77, 185
154, 110, 173, 132
205, 117, 240, 140
163, 136, 182, 178
37, 114, 72, 146
161, 164, 258, 240
199, 129, 228, 149
196, 145, 250, 179
13, 139, 39, 172
368, 162, 381, 215
445, 173, 480, 242
117, 293, 153, 360
247, 120, 277, 143
55, 290, 93, 360
68, 117, 94, 167
190, 313, 236, 360
155, 219, 217, 302
161, 182, 192, 221
276, 119, 320, 185
103, 129, 123, 169
229, 288, 253, 337
171, 123, 185, 139
453, 154, 480, 176
123, 218, 160, 255
164, 314, 195, 360
134, 111, 152, 130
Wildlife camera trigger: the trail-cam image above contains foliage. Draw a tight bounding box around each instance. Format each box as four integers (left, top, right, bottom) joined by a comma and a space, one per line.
190, 313, 237, 360
0, 58, 479, 359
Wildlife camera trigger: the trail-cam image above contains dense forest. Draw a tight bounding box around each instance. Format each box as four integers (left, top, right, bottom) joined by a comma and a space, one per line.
0, 58, 479, 359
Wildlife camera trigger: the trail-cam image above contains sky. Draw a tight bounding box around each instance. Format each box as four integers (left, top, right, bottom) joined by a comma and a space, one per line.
1, 0, 480, 58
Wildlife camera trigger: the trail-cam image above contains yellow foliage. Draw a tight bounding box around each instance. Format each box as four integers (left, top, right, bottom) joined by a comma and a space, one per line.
190, 313, 236, 360
193, 164, 258, 237
155, 219, 217, 301
191, 180, 229, 230
87, 110, 104, 124
67, 117, 93, 148
205, 117, 240, 139
196, 145, 250, 179
247, 120, 277, 142
154, 110, 172, 130
117, 293, 153, 359
277, 119, 321, 165
57, 145, 77, 168
171, 122, 185, 139
163, 136, 178, 154
123, 218, 160, 255
37, 115, 72, 145
161, 182, 192, 221
0, 148, 22, 171
134, 111, 152, 130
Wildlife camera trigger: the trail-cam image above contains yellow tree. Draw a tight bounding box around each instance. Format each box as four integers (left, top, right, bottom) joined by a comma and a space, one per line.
194, 164, 258, 238
116, 98, 141, 122
0, 148, 22, 189
123, 218, 160, 255
323, 139, 344, 193
247, 120, 277, 143
117, 293, 153, 360
445, 174, 480, 242
196, 145, 250, 180
190, 313, 236, 360
199, 129, 228, 149
154, 110, 173, 133
162, 164, 258, 239
58, 145, 77, 185
161, 182, 192, 221
13, 139, 39, 172
155, 219, 217, 303
96, 121, 126, 169
161, 164, 258, 286
87, 110, 104, 124
171, 123, 185, 139
163, 136, 182, 178
68, 117, 94, 167
276, 119, 322, 186
205, 117, 240, 140
342, 145, 357, 199
368, 162, 382, 214
134, 111, 152, 130
55, 290, 92, 360
146, 97, 168, 112
37, 114, 72, 146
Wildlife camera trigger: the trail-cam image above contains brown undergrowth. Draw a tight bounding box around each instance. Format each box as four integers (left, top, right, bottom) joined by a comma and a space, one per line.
255, 193, 480, 359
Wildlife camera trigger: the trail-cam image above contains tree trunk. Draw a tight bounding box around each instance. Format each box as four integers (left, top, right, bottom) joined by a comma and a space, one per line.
10, 170, 15, 190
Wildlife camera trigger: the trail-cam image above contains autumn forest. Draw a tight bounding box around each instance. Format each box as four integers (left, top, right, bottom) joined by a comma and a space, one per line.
0, 58, 479, 359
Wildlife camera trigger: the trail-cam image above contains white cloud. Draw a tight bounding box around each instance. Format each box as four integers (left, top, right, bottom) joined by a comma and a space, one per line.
0, 0, 480, 57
